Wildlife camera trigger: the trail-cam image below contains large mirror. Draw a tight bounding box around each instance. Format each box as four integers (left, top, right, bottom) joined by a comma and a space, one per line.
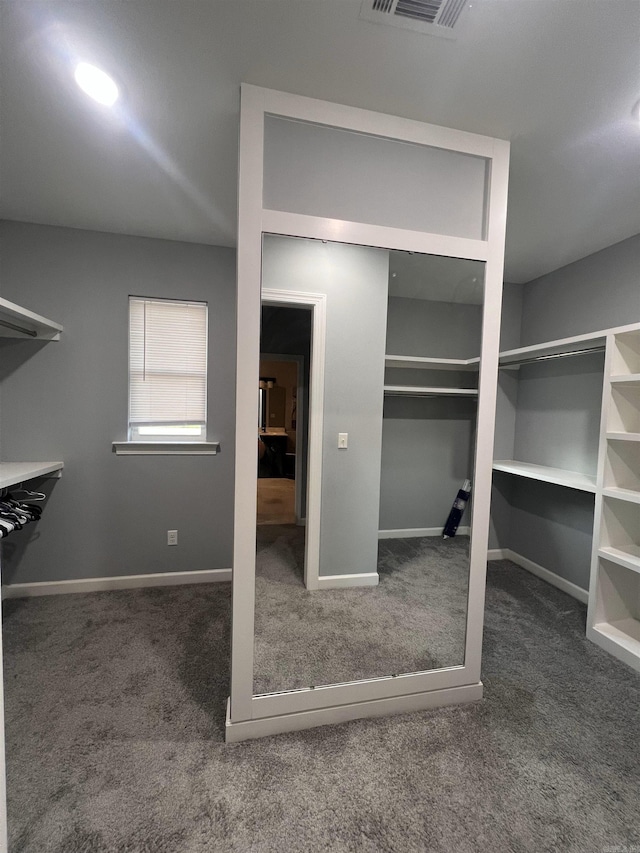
253, 234, 485, 695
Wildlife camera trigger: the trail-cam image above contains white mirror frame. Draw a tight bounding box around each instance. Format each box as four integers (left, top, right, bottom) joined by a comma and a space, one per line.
227, 85, 510, 742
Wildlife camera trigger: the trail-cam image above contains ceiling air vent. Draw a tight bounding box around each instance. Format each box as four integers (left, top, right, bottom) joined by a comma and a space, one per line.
360, 0, 471, 39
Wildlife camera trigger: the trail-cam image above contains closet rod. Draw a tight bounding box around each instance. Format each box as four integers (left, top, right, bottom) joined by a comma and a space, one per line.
500, 346, 605, 369
0, 317, 37, 337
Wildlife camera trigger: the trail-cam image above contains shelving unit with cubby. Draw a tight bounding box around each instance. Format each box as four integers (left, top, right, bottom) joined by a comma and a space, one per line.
587, 325, 640, 672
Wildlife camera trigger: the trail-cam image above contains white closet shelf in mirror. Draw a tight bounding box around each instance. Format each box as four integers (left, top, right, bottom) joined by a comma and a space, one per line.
0, 298, 63, 340
384, 385, 478, 398
0, 462, 64, 489
598, 545, 640, 574
385, 355, 479, 371
499, 331, 606, 368
492, 460, 597, 492
606, 432, 640, 442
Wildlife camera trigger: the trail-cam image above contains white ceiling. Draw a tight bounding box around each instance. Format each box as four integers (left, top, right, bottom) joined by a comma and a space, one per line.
1, 0, 639, 283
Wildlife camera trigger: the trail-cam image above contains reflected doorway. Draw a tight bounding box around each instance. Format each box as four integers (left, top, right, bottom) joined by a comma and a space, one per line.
257, 304, 312, 534
257, 356, 300, 525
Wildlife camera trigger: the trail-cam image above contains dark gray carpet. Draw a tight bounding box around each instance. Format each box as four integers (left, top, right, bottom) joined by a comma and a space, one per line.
254, 526, 469, 694
4, 559, 639, 853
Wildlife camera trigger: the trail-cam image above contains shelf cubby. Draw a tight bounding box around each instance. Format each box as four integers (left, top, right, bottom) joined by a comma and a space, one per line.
599, 496, 640, 571
590, 558, 640, 671
610, 329, 640, 377
384, 385, 478, 398
603, 440, 640, 493
607, 385, 640, 434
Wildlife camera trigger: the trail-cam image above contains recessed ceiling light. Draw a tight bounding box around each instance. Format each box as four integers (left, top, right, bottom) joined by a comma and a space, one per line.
74, 62, 119, 106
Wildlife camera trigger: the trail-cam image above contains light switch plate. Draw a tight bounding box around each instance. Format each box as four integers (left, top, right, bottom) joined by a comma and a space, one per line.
338, 433, 348, 449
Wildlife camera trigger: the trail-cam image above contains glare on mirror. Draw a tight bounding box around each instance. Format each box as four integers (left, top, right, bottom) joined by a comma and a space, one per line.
254, 235, 485, 695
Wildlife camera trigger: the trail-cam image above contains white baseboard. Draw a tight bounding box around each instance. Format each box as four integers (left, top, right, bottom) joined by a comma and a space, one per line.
2, 567, 232, 599
316, 572, 379, 590
225, 682, 483, 742
487, 548, 509, 560
378, 526, 469, 539
490, 548, 588, 604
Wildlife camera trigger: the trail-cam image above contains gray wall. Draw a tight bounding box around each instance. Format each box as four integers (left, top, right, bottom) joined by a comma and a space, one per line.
386, 296, 482, 360
262, 235, 388, 578
263, 116, 488, 241
519, 234, 640, 345
496, 235, 640, 589
0, 221, 236, 584
381, 295, 481, 531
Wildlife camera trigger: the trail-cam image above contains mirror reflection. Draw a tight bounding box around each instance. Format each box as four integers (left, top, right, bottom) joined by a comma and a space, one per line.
254, 235, 484, 695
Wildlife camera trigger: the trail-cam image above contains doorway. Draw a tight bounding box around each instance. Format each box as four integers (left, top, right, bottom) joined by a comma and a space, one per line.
259, 289, 326, 589
257, 353, 303, 525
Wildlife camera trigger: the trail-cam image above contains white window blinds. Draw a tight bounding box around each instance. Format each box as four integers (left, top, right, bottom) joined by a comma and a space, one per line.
129, 297, 208, 440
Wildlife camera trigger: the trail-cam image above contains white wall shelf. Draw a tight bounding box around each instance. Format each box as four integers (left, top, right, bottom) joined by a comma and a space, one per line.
0, 462, 64, 490
385, 354, 479, 371
499, 330, 606, 368
492, 460, 597, 493
597, 545, 640, 574
591, 619, 640, 658
0, 297, 63, 340
610, 374, 640, 386
602, 486, 640, 505
384, 385, 478, 398
606, 432, 640, 442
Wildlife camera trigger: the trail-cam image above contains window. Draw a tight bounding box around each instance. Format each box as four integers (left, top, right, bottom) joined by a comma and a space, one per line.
128, 297, 208, 442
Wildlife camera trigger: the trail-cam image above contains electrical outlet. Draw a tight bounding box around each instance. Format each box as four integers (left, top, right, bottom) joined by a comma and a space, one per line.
167, 529, 178, 546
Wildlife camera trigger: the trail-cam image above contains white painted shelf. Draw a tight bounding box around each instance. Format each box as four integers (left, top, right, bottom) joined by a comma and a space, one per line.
385, 354, 479, 371
598, 545, 640, 574
492, 460, 597, 493
606, 432, 640, 442
610, 374, 640, 386
384, 385, 478, 398
0, 297, 63, 340
592, 619, 640, 657
602, 487, 640, 505
499, 330, 606, 367
0, 461, 64, 490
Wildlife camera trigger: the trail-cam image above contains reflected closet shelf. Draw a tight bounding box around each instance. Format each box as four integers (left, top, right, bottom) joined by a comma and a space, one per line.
384, 385, 478, 398
385, 354, 479, 371
0, 461, 64, 489
492, 460, 597, 492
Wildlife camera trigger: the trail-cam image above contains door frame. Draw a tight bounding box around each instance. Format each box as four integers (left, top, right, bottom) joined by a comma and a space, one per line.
261, 289, 326, 590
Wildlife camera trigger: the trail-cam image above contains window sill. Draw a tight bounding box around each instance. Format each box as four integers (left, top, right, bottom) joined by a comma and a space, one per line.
112, 441, 220, 456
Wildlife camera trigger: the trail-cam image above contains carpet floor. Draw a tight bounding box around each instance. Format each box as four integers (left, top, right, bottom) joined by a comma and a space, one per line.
254, 527, 469, 694
3, 559, 639, 852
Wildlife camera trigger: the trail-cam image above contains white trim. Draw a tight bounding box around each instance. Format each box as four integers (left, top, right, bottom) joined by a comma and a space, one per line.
261, 288, 326, 591
262, 210, 489, 262
378, 527, 470, 539
225, 682, 483, 742
316, 572, 379, 589
2, 568, 232, 599
497, 550, 588, 604
231, 84, 510, 732
112, 441, 219, 455
258, 85, 498, 157
487, 548, 509, 561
